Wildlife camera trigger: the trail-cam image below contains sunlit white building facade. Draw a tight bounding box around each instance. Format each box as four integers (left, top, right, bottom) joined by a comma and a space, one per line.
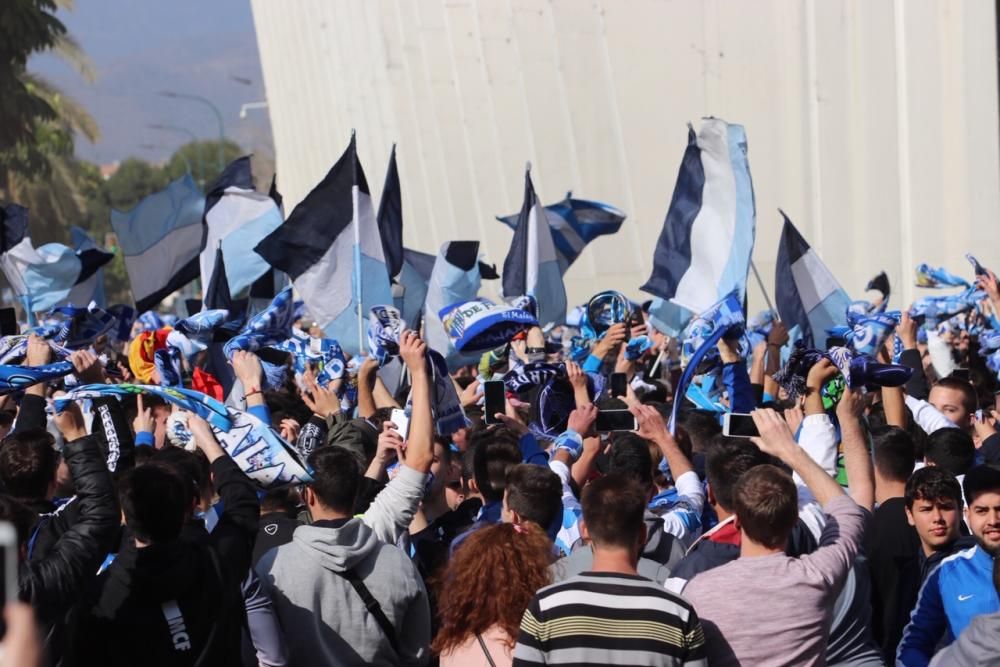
251, 0, 999, 310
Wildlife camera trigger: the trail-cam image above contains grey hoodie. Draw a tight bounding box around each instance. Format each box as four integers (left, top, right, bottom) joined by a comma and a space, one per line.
256, 518, 430, 666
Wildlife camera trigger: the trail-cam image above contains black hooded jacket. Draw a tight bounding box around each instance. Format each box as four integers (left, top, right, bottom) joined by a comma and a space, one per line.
71, 455, 259, 667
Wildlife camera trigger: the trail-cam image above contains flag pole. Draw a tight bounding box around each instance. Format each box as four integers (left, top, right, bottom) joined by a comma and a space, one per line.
352, 129, 364, 356
749, 260, 779, 320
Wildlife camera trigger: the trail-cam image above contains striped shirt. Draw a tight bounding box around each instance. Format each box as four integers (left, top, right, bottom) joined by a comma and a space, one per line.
512, 572, 707, 666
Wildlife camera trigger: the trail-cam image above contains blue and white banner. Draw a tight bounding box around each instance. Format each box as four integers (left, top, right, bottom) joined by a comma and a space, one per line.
110, 173, 205, 312
200, 156, 284, 298
0, 205, 113, 312
641, 118, 756, 323
498, 195, 625, 274
774, 211, 851, 348
501, 169, 567, 327
255, 135, 392, 356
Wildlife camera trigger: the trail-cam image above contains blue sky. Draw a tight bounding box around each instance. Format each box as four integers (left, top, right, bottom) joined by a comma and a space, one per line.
29, 0, 272, 165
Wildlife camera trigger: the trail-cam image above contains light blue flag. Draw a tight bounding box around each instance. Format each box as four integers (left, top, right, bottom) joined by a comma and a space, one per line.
201, 156, 284, 298
641, 118, 756, 333
424, 242, 485, 370
501, 169, 567, 326
110, 173, 205, 312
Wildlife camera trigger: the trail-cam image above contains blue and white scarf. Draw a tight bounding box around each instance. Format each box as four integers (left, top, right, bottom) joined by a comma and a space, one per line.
154, 347, 183, 388
136, 311, 166, 332
915, 263, 971, 289
270, 335, 346, 389
224, 287, 296, 388
0, 361, 77, 394
503, 362, 564, 394
367, 306, 404, 367
367, 307, 467, 436
440, 298, 537, 353
57, 383, 311, 488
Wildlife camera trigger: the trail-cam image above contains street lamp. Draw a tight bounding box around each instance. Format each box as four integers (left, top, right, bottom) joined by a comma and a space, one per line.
159, 91, 226, 172
239, 101, 269, 120
148, 123, 205, 187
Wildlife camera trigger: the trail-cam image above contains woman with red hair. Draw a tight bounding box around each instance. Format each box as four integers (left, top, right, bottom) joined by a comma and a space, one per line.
432, 522, 553, 666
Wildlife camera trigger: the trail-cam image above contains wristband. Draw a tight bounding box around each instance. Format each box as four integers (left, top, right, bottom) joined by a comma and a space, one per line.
245, 387, 262, 398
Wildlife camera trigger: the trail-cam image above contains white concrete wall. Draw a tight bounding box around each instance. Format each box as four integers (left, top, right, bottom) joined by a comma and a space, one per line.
250, 0, 1000, 312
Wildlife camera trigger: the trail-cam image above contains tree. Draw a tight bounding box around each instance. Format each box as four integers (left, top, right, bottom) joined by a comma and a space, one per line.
162, 139, 245, 189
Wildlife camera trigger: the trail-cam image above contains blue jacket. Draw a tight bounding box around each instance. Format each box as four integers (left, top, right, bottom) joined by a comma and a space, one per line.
897, 544, 1000, 666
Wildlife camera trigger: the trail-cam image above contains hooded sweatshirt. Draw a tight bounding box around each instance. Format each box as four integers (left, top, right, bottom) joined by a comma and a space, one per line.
256, 518, 431, 666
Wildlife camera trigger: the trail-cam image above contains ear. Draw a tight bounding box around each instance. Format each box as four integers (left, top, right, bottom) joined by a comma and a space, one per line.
706, 483, 717, 507
637, 523, 648, 551
302, 486, 317, 508
579, 519, 590, 544
905, 507, 916, 527
732, 515, 742, 532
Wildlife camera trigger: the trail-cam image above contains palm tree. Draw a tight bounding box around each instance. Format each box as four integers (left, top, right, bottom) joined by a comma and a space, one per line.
0, 0, 101, 244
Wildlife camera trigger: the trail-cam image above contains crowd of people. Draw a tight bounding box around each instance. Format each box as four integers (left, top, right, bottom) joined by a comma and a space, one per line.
0, 266, 998, 667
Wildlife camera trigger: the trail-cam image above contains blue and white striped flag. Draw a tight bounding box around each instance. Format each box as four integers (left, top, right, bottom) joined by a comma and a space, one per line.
774, 211, 851, 348
254, 135, 392, 356
501, 168, 567, 327
641, 119, 756, 329
498, 195, 625, 273
424, 242, 485, 369
200, 156, 284, 298
110, 173, 205, 312
0, 204, 113, 312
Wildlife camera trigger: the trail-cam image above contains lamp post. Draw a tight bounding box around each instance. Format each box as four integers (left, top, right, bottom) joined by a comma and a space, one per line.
159, 91, 226, 173
147, 124, 204, 187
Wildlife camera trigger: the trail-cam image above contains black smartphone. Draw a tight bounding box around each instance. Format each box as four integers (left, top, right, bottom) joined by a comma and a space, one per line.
722, 413, 759, 438
483, 380, 505, 425
0, 521, 17, 639
951, 368, 971, 382
0, 308, 17, 337
596, 409, 637, 432
825, 335, 846, 349
610, 372, 628, 398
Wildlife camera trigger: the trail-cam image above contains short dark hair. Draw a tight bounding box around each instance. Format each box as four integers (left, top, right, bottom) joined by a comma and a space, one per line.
963, 464, 1000, 507
925, 428, 976, 477
472, 431, 522, 504
260, 487, 301, 515
934, 377, 978, 414
0, 429, 58, 500
905, 466, 962, 509
119, 462, 189, 544
678, 409, 722, 454
872, 426, 915, 483
306, 446, 363, 513
505, 464, 561, 530
581, 474, 646, 549
705, 436, 770, 511
152, 447, 210, 507
732, 465, 799, 550
369, 407, 395, 433
607, 434, 654, 488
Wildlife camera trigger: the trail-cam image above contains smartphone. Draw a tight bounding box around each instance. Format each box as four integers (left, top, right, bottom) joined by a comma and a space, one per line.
951, 368, 971, 382
825, 335, 846, 349
722, 413, 759, 438
596, 409, 637, 433
389, 408, 410, 440
484, 380, 505, 426
0, 308, 16, 337
610, 372, 628, 398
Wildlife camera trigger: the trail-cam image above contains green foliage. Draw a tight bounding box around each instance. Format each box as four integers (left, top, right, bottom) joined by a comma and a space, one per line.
161, 139, 244, 189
